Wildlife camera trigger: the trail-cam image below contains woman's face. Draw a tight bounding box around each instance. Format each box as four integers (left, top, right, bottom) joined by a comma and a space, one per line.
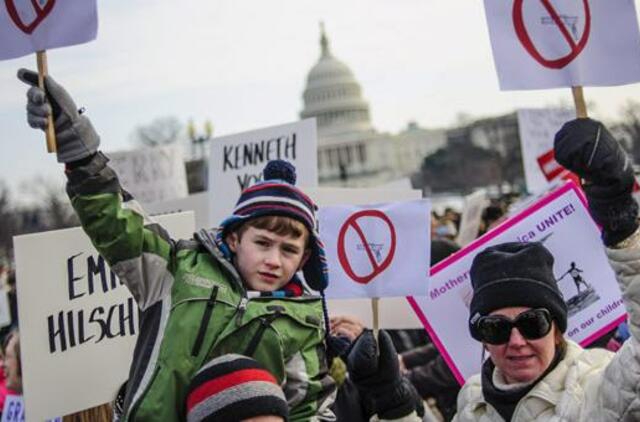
485, 306, 558, 384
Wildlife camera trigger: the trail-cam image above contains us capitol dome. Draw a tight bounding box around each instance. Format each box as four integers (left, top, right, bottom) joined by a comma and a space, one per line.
300, 24, 446, 187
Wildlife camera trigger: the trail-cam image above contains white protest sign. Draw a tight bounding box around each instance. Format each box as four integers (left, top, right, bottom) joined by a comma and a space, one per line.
320, 200, 430, 299
2, 395, 24, 422
409, 182, 625, 383
307, 187, 423, 327
0, 0, 97, 60
208, 119, 317, 226
14, 212, 195, 421
484, 0, 640, 90
107, 144, 188, 205
518, 108, 577, 193
146, 192, 210, 230
456, 190, 489, 247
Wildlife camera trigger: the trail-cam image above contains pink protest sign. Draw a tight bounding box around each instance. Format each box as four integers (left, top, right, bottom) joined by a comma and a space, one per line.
408, 182, 626, 384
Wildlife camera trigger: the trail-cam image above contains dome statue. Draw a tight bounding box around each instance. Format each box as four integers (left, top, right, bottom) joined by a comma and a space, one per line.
300, 23, 374, 138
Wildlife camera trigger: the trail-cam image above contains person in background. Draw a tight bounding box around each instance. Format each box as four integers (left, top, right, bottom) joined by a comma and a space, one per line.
3, 330, 20, 396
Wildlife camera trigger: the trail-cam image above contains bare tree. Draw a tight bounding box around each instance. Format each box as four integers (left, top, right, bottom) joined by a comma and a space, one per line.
131, 116, 183, 147
612, 100, 640, 163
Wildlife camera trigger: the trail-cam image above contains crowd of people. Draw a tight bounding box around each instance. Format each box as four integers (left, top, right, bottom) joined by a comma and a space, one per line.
2, 68, 638, 421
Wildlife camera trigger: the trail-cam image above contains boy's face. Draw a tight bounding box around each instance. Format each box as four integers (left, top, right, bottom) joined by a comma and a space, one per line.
227, 226, 310, 291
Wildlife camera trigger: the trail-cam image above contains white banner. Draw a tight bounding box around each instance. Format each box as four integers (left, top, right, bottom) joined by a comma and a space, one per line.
0, 0, 97, 60
146, 192, 209, 230
518, 108, 576, 193
456, 190, 489, 247
208, 119, 317, 227
321, 200, 431, 299
484, 0, 640, 90
409, 182, 625, 383
14, 212, 195, 421
107, 144, 188, 206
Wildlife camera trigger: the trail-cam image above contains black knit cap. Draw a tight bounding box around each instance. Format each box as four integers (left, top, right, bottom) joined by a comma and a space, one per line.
468, 242, 567, 341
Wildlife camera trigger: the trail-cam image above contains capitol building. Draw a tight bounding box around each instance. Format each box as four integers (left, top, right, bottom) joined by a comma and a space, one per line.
300, 26, 446, 187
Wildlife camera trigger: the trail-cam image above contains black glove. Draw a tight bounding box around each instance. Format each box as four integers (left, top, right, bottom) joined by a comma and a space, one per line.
17, 69, 100, 163
555, 118, 638, 246
347, 330, 423, 420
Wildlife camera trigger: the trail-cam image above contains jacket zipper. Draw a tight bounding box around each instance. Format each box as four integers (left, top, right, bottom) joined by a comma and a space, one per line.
126, 364, 161, 421
191, 285, 219, 356
243, 310, 282, 357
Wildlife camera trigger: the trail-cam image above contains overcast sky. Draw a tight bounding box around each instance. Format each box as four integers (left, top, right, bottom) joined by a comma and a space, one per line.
2, 0, 640, 202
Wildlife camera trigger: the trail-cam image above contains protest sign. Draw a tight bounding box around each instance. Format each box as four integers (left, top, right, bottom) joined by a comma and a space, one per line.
484, 0, 640, 90
146, 192, 210, 229
2, 396, 24, 422
107, 144, 189, 206
518, 108, 577, 193
409, 182, 625, 383
208, 119, 318, 226
321, 200, 430, 299
456, 190, 488, 247
14, 212, 195, 421
0, 0, 97, 60
307, 187, 424, 327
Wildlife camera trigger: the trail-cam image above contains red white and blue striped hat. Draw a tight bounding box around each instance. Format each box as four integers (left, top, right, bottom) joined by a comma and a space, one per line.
218, 160, 329, 291
186, 354, 289, 422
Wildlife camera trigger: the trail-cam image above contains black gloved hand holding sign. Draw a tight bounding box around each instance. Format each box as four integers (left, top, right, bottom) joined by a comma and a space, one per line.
554, 118, 639, 247
347, 330, 424, 420
18, 69, 100, 164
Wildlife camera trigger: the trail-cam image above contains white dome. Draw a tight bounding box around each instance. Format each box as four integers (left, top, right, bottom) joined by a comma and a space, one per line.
300, 26, 373, 137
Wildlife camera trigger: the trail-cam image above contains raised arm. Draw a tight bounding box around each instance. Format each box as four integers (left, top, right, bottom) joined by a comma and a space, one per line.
555, 118, 640, 419
18, 70, 174, 311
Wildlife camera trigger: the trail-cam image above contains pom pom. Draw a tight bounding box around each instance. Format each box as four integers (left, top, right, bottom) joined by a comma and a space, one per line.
263, 160, 297, 185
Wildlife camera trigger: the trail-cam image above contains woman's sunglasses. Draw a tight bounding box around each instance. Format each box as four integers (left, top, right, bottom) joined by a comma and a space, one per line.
475, 308, 553, 345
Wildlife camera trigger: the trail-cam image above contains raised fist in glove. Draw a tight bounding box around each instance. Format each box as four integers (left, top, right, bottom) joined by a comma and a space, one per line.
554, 118, 638, 246
347, 330, 423, 420
18, 69, 100, 163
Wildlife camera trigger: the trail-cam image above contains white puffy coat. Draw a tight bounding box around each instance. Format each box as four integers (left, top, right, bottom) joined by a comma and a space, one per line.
453, 240, 640, 421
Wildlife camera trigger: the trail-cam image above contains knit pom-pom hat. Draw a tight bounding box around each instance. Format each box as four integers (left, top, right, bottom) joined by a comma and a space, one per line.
186, 354, 289, 422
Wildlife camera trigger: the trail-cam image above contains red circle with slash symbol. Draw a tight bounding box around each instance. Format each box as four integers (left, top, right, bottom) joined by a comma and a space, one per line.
5, 0, 56, 35
337, 210, 397, 284
513, 0, 591, 69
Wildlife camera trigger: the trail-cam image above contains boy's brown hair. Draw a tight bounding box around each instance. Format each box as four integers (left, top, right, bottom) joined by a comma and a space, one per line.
235, 216, 310, 247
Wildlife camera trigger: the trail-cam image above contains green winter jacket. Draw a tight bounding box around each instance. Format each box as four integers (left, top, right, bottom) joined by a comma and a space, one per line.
65, 153, 336, 421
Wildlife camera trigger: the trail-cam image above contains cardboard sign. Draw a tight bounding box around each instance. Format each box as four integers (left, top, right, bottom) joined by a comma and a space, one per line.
409, 182, 625, 383
2, 396, 24, 422
321, 200, 430, 299
484, 0, 640, 90
107, 145, 188, 205
208, 119, 317, 226
518, 108, 577, 193
14, 212, 195, 421
146, 192, 210, 230
0, 0, 97, 60
456, 190, 489, 247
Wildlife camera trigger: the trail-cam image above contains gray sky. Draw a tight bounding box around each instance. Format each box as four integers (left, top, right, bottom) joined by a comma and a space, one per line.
2, 0, 640, 202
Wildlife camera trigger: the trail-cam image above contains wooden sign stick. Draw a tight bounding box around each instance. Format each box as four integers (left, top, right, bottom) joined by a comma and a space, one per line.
571, 86, 588, 118
37, 50, 57, 153
371, 297, 380, 347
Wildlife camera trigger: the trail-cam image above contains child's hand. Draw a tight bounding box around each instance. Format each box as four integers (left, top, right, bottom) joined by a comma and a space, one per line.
329, 315, 365, 342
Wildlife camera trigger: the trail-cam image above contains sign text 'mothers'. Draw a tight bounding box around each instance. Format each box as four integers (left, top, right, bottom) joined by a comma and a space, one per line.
222, 133, 297, 190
